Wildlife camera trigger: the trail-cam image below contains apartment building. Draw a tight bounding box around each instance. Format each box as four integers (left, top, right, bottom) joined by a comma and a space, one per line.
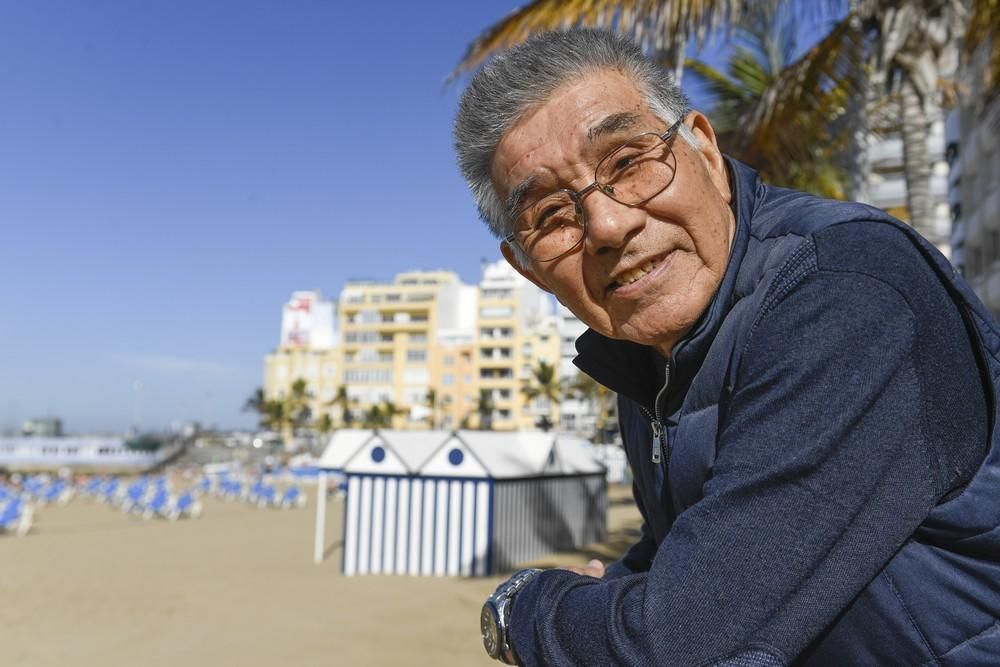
264, 262, 572, 432
475, 260, 560, 431
338, 271, 478, 429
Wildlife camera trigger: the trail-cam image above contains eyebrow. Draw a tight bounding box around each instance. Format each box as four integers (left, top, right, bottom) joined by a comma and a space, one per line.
504, 174, 539, 222
587, 112, 641, 142
503, 111, 643, 221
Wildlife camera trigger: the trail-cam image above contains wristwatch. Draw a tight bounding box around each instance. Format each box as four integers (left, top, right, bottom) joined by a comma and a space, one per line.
480, 568, 543, 664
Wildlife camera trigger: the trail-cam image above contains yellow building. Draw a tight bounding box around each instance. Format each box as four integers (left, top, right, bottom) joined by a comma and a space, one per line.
475, 260, 561, 431
264, 264, 566, 433
338, 271, 478, 429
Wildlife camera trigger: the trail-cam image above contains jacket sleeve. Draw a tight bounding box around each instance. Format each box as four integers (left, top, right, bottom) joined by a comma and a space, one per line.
601, 482, 657, 581
506, 269, 985, 666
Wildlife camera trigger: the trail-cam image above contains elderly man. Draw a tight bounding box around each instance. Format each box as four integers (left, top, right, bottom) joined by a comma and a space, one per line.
455, 29, 1000, 667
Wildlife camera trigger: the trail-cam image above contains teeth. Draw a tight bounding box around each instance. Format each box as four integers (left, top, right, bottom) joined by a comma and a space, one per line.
618, 259, 659, 285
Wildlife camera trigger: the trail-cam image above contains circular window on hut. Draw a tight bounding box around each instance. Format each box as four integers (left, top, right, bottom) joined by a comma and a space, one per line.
371, 445, 386, 463
448, 448, 464, 466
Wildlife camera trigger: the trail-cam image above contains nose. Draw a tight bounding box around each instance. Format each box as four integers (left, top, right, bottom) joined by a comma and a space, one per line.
581, 187, 645, 255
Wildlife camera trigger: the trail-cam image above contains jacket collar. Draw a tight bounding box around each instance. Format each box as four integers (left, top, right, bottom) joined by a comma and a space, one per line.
573, 157, 759, 410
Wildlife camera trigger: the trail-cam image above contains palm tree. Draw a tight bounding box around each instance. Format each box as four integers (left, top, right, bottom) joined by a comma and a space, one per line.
285, 379, 312, 425
361, 400, 404, 429
242, 387, 268, 428
262, 399, 285, 434
456, 0, 993, 241
425, 388, 438, 429
476, 389, 497, 431
325, 384, 354, 428
314, 413, 334, 439
521, 360, 561, 430
685, 0, 857, 198
452, 1, 843, 85
569, 372, 618, 442
242, 387, 285, 432
361, 404, 386, 429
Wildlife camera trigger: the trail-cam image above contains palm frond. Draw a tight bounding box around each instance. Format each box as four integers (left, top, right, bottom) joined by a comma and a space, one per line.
453, 0, 748, 79
453, 0, 848, 79
683, 58, 748, 100
744, 16, 866, 164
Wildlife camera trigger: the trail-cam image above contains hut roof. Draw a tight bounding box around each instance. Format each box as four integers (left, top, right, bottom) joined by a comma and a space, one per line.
318, 429, 605, 479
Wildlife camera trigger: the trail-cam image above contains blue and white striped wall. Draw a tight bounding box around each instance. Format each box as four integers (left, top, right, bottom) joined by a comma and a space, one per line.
342, 472, 606, 576
343, 474, 492, 576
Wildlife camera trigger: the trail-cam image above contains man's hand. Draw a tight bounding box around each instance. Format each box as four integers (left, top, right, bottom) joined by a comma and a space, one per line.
562, 558, 605, 578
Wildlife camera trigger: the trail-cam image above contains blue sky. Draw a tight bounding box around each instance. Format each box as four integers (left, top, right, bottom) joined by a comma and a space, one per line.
0, 2, 830, 434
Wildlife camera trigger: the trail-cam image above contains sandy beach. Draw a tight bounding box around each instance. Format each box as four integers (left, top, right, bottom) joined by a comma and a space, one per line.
0, 482, 640, 666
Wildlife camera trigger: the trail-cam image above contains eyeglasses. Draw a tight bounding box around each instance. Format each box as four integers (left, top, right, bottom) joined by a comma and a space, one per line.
504, 118, 683, 263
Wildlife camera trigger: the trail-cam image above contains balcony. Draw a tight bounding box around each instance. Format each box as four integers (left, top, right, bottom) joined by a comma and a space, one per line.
867, 173, 948, 211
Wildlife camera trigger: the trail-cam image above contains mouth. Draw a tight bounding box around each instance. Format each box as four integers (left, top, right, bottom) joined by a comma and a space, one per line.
606, 252, 673, 297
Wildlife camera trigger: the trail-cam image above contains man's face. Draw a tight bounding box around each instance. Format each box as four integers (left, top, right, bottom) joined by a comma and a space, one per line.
491, 70, 736, 354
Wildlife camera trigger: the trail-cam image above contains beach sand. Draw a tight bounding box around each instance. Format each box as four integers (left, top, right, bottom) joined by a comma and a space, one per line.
0, 483, 640, 666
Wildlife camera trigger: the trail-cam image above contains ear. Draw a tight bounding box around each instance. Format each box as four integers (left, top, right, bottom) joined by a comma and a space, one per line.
500, 241, 553, 294
685, 111, 732, 205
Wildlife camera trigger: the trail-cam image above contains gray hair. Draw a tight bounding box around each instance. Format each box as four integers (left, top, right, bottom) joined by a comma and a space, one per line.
454, 28, 695, 266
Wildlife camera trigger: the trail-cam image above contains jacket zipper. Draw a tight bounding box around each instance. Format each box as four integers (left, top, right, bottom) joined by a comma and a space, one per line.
640, 359, 671, 467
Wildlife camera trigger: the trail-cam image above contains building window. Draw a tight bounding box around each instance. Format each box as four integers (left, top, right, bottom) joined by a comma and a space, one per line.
403, 368, 430, 384
481, 326, 515, 338
344, 369, 393, 383
406, 349, 427, 363
480, 368, 513, 379
482, 288, 513, 299
480, 306, 514, 318
443, 374, 455, 386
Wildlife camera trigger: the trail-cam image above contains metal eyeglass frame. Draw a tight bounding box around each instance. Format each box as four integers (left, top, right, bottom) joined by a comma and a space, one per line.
504, 117, 685, 263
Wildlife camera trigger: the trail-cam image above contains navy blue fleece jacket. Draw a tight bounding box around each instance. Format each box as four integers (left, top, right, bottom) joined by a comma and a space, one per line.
505, 174, 989, 666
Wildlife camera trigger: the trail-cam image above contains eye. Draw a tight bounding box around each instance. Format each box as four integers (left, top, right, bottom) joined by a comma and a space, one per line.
534, 203, 566, 229
612, 155, 635, 172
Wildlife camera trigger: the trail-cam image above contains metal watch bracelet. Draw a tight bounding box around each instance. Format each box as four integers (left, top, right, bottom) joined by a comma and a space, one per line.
482, 567, 543, 664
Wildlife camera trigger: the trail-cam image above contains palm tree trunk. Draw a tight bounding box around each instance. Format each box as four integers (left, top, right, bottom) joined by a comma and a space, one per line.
899, 76, 934, 240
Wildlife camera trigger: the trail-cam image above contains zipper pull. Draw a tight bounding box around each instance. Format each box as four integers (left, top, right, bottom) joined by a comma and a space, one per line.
651, 420, 663, 464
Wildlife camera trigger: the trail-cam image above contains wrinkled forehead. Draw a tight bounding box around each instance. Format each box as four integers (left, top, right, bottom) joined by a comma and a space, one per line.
490, 69, 655, 200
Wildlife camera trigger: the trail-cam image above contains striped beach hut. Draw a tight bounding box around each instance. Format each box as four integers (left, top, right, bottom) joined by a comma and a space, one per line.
320, 430, 607, 577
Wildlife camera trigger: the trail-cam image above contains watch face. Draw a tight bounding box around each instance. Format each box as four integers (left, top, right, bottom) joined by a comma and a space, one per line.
481, 604, 500, 658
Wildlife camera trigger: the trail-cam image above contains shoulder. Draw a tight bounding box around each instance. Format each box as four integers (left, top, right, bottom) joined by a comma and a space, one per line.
810, 220, 957, 319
